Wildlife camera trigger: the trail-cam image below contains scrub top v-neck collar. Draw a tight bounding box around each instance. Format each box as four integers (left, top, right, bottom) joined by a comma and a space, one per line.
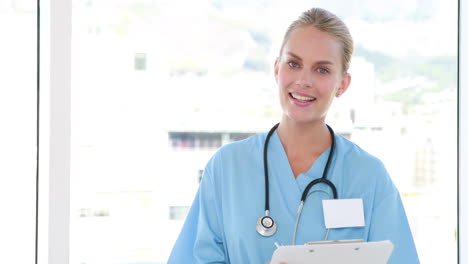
268, 131, 332, 216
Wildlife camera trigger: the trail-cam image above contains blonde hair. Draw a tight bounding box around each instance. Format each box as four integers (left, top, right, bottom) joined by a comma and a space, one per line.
279, 8, 354, 74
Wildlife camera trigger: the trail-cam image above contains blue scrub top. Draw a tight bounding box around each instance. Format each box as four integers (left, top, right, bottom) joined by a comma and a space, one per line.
168, 131, 419, 264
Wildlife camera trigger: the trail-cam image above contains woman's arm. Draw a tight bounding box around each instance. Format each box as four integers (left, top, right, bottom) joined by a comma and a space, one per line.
368, 191, 419, 263
168, 155, 227, 264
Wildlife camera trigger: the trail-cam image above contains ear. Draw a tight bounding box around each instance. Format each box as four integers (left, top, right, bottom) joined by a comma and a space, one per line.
336, 73, 351, 98
274, 58, 279, 83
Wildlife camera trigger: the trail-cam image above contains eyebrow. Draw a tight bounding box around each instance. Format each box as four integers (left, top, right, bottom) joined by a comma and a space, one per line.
286, 52, 335, 65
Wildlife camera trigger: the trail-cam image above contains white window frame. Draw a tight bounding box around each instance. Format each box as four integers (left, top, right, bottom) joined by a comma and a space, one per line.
39, 0, 467, 263
459, 0, 468, 263
38, 0, 71, 263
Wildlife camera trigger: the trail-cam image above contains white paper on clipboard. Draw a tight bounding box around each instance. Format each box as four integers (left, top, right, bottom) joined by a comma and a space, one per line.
270, 240, 394, 264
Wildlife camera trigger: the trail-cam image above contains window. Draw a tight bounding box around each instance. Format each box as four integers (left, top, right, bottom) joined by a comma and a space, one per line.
134, 53, 147, 71
169, 206, 190, 221
39, 0, 461, 263
169, 132, 223, 150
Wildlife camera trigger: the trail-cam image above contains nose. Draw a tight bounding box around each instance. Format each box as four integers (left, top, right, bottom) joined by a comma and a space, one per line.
295, 69, 313, 88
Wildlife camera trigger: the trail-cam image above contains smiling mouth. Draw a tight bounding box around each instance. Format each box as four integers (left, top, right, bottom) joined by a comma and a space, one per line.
290, 93, 316, 102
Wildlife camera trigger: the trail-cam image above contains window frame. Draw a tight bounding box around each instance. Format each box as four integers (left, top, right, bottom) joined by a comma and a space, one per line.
38, 0, 71, 263
458, 0, 468, 262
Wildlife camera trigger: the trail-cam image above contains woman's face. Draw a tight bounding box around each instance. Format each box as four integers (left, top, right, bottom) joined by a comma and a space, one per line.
274, 25, 350, 126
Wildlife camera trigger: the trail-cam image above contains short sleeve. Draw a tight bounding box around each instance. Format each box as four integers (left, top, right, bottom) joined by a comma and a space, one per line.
368, 191, 419, 264
167, 154, 227, 264
167, 192, 200, 264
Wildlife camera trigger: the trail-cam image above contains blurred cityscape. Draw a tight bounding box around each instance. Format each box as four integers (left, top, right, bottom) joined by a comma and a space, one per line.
1, 0, 458, 263
70, 1, 458, 263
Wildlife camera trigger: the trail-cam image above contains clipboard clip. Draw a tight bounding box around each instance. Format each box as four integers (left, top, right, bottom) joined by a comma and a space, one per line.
306, 239, 364, 245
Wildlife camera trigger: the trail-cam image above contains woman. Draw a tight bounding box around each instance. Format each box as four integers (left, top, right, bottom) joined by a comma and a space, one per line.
168, 8, 419, 264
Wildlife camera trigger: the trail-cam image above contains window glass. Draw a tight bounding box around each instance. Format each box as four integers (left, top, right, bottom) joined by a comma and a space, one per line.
0, 2, 37, 263
70, 1, 458, 263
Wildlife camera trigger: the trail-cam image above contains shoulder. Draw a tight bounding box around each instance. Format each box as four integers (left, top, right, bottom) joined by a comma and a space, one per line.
201, 132, 266, 194
334, 135, 397, 195
335, 135, 386, 169
211, 133, 266, 161
203, 133, 266, 175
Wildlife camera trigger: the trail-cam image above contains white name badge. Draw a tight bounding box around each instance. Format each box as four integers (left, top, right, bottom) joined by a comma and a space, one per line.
322, 198, 365, 229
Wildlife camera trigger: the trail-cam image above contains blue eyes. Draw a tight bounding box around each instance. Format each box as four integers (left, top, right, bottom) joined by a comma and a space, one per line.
317, 67, 329, 73
287, 61, 329, 74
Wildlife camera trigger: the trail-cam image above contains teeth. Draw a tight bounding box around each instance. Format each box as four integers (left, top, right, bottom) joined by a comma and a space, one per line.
291, 93, 316, 101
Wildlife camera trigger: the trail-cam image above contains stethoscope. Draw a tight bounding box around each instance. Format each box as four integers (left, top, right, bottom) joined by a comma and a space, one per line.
256, 123, 338, 245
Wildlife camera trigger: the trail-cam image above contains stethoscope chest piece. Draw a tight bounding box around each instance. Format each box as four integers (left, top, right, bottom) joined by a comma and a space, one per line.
256, 215, 277, 237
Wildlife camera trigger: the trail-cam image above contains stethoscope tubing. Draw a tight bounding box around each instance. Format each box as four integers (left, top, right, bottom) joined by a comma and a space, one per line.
263, 123, 280, 213
258, 123, 338, 241
264, 123, 338, 207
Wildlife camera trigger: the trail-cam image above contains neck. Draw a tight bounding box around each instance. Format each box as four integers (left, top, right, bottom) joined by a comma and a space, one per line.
276, 119, 332, 157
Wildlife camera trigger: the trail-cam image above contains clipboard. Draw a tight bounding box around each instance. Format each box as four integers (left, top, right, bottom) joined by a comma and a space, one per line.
271, 240, 394, 264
